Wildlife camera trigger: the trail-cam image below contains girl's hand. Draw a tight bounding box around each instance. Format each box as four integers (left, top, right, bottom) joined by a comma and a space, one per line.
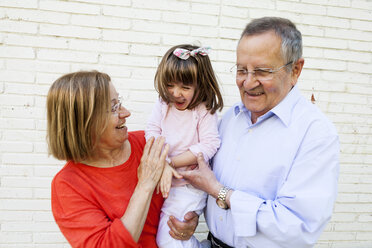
160, 164, 182, 198
137, 136, 169, 192
160, 165, 173, 198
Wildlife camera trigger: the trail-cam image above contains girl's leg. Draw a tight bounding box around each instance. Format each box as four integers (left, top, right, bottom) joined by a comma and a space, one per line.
156, 185, 208, 248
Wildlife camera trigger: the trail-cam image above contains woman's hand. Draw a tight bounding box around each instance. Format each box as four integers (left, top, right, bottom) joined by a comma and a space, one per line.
137, 136, 169, 192
168, 211, 199, 240
121, 136, 169, 241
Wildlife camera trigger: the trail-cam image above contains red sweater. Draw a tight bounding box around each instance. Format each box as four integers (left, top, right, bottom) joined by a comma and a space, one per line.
51, 131, 164, 248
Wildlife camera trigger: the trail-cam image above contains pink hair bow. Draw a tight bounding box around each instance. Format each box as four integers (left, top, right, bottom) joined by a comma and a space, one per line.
173, 46, 211, 60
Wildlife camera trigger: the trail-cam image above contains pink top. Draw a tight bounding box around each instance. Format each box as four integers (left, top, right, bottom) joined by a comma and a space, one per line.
145, 98, 220, 186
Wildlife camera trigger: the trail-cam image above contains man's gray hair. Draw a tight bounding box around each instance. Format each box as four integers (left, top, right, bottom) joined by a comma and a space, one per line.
240, 17, 302, 66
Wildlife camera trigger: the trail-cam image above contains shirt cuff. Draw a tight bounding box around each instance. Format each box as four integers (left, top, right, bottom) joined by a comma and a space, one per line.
230, 190, 264, 237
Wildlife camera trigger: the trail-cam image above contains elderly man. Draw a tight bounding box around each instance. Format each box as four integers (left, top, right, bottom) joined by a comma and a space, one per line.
179, 17, 339, 248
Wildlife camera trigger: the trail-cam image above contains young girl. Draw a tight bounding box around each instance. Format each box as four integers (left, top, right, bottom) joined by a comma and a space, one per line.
145, 44, 223, 248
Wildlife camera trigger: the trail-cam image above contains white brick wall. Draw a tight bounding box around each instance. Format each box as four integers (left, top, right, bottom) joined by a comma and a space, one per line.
0, 0, 371, 247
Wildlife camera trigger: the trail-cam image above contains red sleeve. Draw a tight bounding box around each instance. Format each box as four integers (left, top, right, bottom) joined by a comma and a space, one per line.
51, 174, 140, 248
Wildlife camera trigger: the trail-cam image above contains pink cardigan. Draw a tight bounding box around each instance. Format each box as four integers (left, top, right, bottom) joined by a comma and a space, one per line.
145, 99, 220, 186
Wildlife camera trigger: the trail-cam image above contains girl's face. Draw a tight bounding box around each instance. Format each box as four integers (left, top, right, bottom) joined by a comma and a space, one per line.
166, 82, 196, 111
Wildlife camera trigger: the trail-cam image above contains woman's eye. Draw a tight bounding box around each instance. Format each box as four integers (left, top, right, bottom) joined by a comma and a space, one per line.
111, 105, 116, 112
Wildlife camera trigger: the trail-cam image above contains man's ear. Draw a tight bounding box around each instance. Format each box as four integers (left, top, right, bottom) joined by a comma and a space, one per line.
291, 58, 304, 86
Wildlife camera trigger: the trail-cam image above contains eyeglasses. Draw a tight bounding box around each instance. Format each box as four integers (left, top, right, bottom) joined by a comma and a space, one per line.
231, 61, 293, 81
111, 95, 123, 115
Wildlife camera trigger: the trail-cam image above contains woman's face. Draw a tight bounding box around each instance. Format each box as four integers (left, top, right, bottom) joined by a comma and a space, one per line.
98, 82, 131, 150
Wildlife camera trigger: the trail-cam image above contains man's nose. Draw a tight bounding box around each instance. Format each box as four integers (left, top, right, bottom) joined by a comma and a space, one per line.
243, 72, 259, 89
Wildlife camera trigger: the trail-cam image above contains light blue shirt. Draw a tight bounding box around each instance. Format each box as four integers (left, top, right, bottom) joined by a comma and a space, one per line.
205, 85, 339, 248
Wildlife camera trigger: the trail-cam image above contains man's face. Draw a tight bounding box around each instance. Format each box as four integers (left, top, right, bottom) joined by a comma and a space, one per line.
236, 31, 295, 122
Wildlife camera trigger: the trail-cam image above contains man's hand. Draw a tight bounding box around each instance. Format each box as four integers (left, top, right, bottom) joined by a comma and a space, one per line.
168, 211, 199, 240
179, 153, 222, 198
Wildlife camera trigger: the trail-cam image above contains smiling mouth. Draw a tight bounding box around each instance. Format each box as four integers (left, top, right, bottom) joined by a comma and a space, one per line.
116, 123, 126, 129
247, 92, 264, 96
173, 99, 186, 106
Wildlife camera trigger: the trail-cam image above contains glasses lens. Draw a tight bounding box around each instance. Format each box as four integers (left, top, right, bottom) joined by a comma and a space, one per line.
117, 96, 123, 110
111, 96, 123, 114
231, 66, 246, 80
236, 69, 247, 80
231, 65, 281, 81
255, 70, 273, 81
111, 103, 118, 113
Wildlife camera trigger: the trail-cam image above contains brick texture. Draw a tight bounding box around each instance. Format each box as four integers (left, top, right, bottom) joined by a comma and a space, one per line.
0, 0, 371, 247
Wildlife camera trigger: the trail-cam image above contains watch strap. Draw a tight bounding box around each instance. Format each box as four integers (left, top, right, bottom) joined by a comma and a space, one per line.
217, 186, 230, 202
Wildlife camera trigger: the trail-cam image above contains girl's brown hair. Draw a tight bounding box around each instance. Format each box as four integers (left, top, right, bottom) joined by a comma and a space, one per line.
155, 44, 223, 114
46, 71, 111, 162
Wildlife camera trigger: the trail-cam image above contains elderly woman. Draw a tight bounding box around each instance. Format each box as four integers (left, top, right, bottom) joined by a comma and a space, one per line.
47, 71, 197, 247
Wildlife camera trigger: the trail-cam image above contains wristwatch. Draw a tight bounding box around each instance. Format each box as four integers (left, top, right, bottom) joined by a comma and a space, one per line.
216, 186, 230, 209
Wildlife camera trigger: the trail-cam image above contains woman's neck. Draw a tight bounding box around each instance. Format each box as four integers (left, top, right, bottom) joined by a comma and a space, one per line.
82, 140, 131, 168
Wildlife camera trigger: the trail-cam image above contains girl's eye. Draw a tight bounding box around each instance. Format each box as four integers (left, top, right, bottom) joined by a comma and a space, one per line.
166, 84, 174, 88
182, 86, 191, 90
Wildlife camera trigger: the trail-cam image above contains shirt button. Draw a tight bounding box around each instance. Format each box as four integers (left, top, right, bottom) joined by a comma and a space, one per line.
219, 216, 223, 221
248, 129, 253, 133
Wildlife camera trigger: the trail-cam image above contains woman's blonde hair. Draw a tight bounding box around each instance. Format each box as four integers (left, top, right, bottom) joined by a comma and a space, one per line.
46, 71, 111, 162
155, 44, 223, 114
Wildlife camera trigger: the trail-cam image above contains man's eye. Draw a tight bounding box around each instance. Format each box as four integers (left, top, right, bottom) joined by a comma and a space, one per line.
236, 69, 247, 75
254, 69, 271, 76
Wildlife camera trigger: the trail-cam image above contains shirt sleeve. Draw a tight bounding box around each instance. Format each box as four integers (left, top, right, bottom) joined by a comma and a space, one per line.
230, 134, 339, 247
51, 178, 140, 248
145, 98, 163, 141
188, 108, 221, 162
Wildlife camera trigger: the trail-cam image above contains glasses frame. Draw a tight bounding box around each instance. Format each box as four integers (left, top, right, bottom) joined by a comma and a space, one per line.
231, 61, 293, 81
111, 95, 123, 115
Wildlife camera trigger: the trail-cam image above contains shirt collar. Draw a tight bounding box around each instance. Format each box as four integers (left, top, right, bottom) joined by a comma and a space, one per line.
233, 85, 301, 127
269, 85, 301, 127
234, 102, 247, 116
